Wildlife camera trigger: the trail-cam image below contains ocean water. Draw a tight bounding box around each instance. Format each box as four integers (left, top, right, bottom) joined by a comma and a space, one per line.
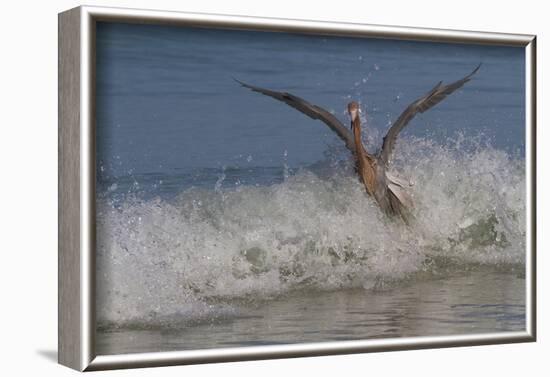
95, 22, 526, 355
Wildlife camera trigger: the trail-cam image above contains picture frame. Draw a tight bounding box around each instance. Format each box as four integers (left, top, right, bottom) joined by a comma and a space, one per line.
58, 5, 536, 371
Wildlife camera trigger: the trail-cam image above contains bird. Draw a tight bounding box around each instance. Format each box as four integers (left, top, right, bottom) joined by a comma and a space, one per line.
235, 64, 481, 222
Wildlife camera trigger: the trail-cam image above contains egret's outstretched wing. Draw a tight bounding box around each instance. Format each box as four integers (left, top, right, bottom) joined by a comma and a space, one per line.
379, 64, 481, 165
235, 79, 355, 152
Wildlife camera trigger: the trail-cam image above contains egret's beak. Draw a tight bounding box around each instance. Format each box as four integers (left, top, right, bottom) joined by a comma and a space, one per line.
347, 101, 360, 129
350, 109, 358, 122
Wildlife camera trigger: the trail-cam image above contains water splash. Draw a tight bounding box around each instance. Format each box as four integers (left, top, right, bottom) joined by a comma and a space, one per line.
214, 166, 226, 193
96, 135, 525, 328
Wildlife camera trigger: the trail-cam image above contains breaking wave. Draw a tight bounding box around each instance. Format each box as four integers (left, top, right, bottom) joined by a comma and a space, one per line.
96, 135, 525, 328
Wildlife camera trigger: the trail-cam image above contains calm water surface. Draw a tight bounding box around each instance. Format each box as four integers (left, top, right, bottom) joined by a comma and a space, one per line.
97, 268, 525, 354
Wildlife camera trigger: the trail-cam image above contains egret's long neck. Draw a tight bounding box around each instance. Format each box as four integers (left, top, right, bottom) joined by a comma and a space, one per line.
352, 115, 377, 197
352, 117, 367, 159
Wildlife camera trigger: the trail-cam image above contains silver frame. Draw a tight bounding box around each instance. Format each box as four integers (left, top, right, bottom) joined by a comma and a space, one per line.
58, 5, 537, 371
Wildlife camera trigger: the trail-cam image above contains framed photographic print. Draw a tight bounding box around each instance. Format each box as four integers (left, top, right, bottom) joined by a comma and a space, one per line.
58, 5, 536, 371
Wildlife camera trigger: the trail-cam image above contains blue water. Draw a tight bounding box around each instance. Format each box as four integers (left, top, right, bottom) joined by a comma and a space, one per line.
96, 22, 524, 197
94, 21, 526, 353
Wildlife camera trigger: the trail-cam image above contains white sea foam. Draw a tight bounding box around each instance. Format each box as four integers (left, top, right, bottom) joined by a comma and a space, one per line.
96, 136, 525, 328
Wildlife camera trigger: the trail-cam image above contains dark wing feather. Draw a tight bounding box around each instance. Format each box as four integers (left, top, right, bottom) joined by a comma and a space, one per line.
379, 64, 481, 165
235, 79, 355, 152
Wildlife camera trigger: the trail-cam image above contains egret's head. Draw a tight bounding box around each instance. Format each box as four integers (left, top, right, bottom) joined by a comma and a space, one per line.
347, 101, 360, 123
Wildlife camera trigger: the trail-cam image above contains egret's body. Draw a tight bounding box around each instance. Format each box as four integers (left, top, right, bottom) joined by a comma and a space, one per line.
348, 101, 411, 220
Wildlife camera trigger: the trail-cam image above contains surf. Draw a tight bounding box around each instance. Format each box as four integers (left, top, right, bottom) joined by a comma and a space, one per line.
96, 134, 525, 328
